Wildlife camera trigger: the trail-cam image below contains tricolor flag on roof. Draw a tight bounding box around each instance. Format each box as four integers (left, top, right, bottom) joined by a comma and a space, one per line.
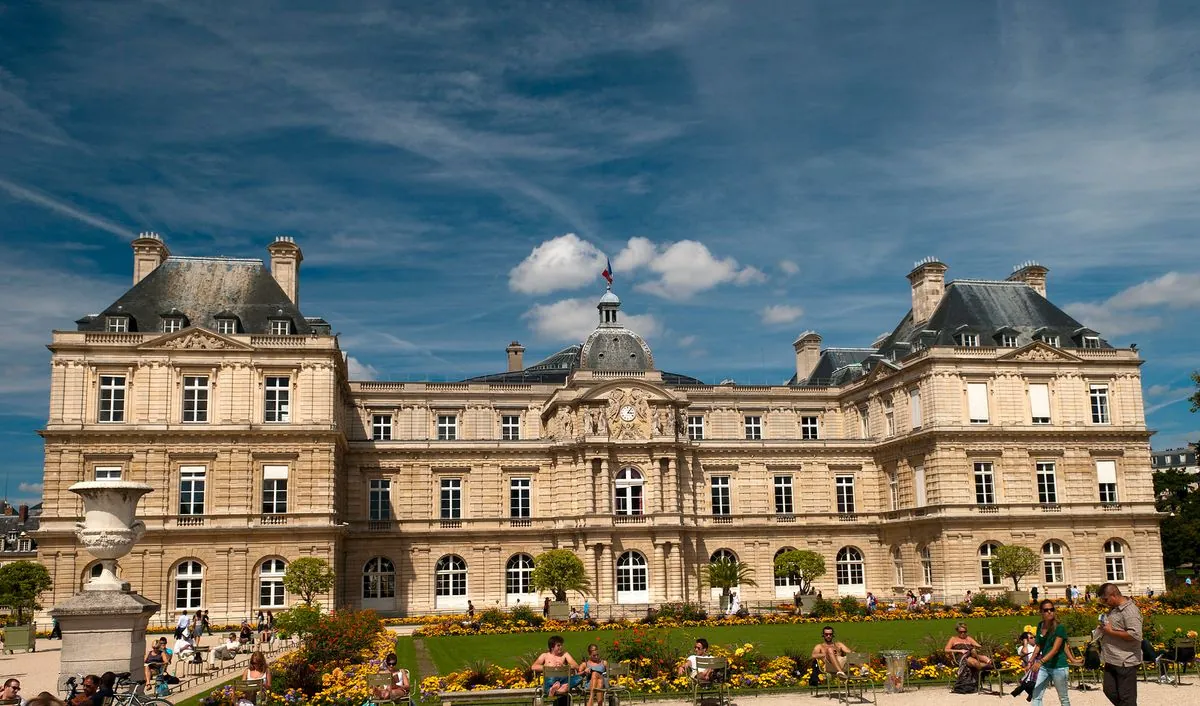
602, 257, 613, 285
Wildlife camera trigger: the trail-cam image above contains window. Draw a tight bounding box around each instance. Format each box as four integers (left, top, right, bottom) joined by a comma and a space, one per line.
368, 479, 391, 521
914, 465, 927, 507
614, 468, 644, 515
94, 466, 122, 481
710, 549, 738, 565
835, 475, 856, 514
509, 477, 531, 518
711, 476, 731, 516
800, 416, 819, 439
1082, 336, 1101, 349
887, 471, 899, 511
17, 537, 32, 553
174, 561, 203, 611
967, 382, 989, 424
1029, 383, 1051, 424
264, 376, 290, 423
182, 375, 209, 423
1037, 334, 1060, 347
615, 551, 648, 601
215, 318, 237, 335
270, 319, 291, 335
955, 332, 979, 347
920, 546, 933, 585
259, 559, 286, 607
974, 462, 996, 505
98, 375, 126, 423
437, 415, 458, 440
1096, 460, 1118, 504
909, 389, 922, 429
744, 415, 762, 440
774, 475, 794, 514
835, 547, 865, 589
1036, 461, 1058, 505
363, 557, 396, 599
435, 555, 468, 597
883, 400, 895, 437
774, 547, 800, 589
162, 316, 184, 333
859, 406, 869, 438
892, 546, 904, 586
440, 478, 462, 519
687, 415, 705, 440
979, 543, 1000, 585
1104, 540, 1126, 582
1042, 541, 1065, 584
104, 316, 129, 333
501, 415, 521, 441
178, 466, 206, 516
371, 414, 392, 441
1089, 384, 1110, 424
506, 554, 534, 597
1000, 333, 1019, 348
262, 465, 288, 514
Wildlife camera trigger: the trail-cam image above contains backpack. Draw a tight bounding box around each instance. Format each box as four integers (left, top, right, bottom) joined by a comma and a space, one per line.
808, 659, 821, 687
1084, 641, 1101, 670
1141, 639, 1156, 663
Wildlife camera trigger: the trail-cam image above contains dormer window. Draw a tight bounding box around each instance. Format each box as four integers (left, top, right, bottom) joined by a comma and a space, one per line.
1001, 334, 1018, 347
1082, 336, 1100, 349
1037, 334, 1060, 347
270, 319, 291, 335
105, 316, 129, 333
215, 318, 238, 335
162, 316, 185, 333
954, 332, 979, 347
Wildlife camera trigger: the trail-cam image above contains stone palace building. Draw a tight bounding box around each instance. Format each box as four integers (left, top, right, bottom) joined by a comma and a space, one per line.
35, 235, 1162, 622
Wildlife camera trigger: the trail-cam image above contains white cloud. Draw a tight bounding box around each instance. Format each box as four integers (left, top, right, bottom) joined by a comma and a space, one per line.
1065, 272, 1200, 337
615, 237, 766, 300
524, 297, 660, 342
509, 233, 607, 294
17, 482, 42, 494
346, 355, 379, 380
779, 260, 800, 276
678, 335, 697, 347
760, 304, 804, 325
613, 236, 657, 272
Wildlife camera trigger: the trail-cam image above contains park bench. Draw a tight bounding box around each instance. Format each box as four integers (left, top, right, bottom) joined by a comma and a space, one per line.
437, 687, 541, 705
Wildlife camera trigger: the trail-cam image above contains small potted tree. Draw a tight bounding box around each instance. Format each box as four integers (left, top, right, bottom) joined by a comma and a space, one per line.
531, 549, 591, 619
991, 545, 1039, 606
773, 550, 826, 614
702, 558, 757, 614
0, 560, 52, 653
282, 557, 336, 607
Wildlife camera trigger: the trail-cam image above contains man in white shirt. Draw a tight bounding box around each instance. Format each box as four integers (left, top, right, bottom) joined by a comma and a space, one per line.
175, 612, 191, 639
173, 633, 197, 670
209, 632, 241, 668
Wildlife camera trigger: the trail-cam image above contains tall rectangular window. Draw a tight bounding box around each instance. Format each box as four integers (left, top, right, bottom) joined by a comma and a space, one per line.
800, 416, 819, 439
773, 475, 794, 514
182, 375, 209, 423
1096, 460, 1118, 504
98, 375, 126, 423
909, 389, 922, 429
888, 472, 899, 511
711, 476, 731, 515
501, 415, 521, 440
914, 465, 927, 508
744, 416, 761, 440
1029, 383, 1051, 424
371, 414, 392, 441
368, 479, 391, 521
262, 465, 288, 514
509, 477, 531, 518
687, 415, 705, 440
264, 376, 290, 423
974, 462, 996, 505
1036, 461, 1058, 505
437, 415, 458, 440
883, 400, 895, 437
859, 406, 869, 438
967, 382, 990, 424
178, 466, 206, 516
1089, 384, 1110, 424
94, 466, 122, 480
835, 475, 856, 514
440, 478, 462, 519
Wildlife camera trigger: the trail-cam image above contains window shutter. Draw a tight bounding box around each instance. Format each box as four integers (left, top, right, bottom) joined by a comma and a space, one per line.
967, 383, 989, 423
914, 466, 927, 507
1029, 383, 1051, 420
910, 389, 922, 428
1095, 460, 1117, 484
263, 465, 289, 480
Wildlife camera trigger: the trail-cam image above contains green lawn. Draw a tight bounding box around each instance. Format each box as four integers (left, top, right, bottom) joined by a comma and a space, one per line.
395, 635, 421, 687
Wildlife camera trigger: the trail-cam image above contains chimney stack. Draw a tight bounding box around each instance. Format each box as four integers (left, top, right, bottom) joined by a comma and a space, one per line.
131, 232, 170, 284
506, 341, 525, 372
907, 257, 948, 324
18, 504, 27, 523
267, 236, 303, 306
792, 331, 822, 383
1007, 261, 1049, 298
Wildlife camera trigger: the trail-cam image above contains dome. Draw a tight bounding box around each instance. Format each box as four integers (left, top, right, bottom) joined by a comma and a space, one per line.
599, 289, 621, 305
581, 327, 654, 371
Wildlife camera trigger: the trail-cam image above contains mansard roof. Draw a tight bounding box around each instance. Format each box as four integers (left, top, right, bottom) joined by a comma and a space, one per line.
788, 348, 875, 387
463, 344, 704, 385
76, 257, 311, 335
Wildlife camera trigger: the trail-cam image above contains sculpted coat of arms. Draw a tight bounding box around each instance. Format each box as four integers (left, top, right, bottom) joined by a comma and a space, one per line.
606, 388, 651, 440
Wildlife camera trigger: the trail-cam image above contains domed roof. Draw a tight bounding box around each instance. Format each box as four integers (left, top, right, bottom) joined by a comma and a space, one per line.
581, 327, 654, 371
599, 289, 621, 305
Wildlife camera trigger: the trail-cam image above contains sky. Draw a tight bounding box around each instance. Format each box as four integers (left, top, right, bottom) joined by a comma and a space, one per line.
2, 1, 1200, 506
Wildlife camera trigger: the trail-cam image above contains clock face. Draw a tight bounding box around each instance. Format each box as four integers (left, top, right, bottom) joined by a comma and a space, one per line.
619, 405, 637, 422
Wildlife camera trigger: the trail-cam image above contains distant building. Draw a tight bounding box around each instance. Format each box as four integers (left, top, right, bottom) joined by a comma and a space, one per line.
1151, 446, 1198, 474
0, 501, 41, 565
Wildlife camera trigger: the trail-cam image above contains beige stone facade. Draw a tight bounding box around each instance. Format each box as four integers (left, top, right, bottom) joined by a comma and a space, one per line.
36, 239, 1162, 623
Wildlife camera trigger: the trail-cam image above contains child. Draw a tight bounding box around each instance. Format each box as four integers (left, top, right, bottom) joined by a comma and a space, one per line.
1010, 631, 1037, 700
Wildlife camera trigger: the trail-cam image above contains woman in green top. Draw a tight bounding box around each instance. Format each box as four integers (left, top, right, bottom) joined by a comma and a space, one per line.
1029, 599, 1071, 706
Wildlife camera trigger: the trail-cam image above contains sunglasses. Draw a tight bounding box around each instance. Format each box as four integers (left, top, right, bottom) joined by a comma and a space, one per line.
1041, 608, 1056, 613
957, 629, 967, 634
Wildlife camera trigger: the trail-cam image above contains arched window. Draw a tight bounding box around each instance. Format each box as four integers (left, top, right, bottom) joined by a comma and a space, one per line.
710, 549, 738, 564
1104, 540, 1126, 582
835, 547, 865, 592
506, 554, 535, 599
614, 468, 644, 516
891, 547, 904, 586
774, 547, 799, 588
1042, 542, 1065, 584
616, 551, 648, 603
435, 555, 468, 606
175, 560, 203, 611
363, 557, 396, 599
919, 545, 933, 586
979, 543, 1000, 585
259, 559, 287, 608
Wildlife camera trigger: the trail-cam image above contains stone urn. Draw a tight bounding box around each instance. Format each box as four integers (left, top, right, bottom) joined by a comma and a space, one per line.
69, 481, 153, 591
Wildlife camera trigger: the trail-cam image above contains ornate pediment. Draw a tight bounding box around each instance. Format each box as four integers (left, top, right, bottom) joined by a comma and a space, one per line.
606, 387, 652, 440
138, 327, 252, 351
997, 342, 1081, 363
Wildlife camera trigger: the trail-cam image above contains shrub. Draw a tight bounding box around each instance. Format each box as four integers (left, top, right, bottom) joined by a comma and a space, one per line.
838, 595, 863, 616
479, 608, 506, 626
656, 601, 708, 622
1159, 586, 1200, 609
303, 609, 384, 666
509, 604, 543, 626
809, 597, 837, 618
272, 603, 322, 639
605, 627, 682, 679
1058, 608, 1097, 638
463, 659, 496, 689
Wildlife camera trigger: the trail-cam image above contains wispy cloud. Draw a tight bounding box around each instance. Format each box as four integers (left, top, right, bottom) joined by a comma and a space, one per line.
760, 304, 804, 325
1065, 272, 1200, 338
0, 177, 130, 239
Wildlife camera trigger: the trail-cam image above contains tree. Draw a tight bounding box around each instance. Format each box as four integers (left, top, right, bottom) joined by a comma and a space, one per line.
1156, 467, 1200, 572
990, 545, 1039, 590
0, 560, 52, 623
282, 557, 335, 606
773, 549, 826, 595
701, 558, 758, 605
530, 549, 590, 602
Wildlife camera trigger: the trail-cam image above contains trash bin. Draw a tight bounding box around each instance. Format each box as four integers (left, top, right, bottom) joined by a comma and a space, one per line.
880, 650, 911, 693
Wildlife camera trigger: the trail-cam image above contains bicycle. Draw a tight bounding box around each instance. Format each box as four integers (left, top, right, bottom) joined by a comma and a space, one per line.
110, 672, 172, 706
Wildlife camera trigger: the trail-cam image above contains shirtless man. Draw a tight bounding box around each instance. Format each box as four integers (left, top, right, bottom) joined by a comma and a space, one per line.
677, 638, 716, 683
531, 635, 582, 699
811, 626, 853, 678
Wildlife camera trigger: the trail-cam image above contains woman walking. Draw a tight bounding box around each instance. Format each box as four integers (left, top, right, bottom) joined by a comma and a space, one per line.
1029, 600, 1071, 706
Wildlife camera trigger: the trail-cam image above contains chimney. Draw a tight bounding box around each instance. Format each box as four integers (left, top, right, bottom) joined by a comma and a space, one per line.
18, 505, 27, 523
506, 341, 525, 372
792, 331, 822, 383
907, 257, 949, 324
267, 236, 303, 306
131, 232, 170, 284
1007, 261, 1049, 298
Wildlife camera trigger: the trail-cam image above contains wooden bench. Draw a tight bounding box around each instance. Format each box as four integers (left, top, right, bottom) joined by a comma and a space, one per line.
437, 687, 541, 705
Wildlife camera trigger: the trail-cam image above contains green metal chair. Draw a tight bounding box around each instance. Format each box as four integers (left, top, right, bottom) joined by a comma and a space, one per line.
836, 653, 876, 705
1158, 638, 1195, 686
690, 655, 729, 706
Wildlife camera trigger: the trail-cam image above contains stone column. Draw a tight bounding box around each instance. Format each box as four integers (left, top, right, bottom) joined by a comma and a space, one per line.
599, 544, 614, 607
652, 543, 666, 603
665, 458, 679, 513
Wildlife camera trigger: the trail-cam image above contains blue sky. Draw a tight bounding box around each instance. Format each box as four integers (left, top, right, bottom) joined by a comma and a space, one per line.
2, 1, 1199, 505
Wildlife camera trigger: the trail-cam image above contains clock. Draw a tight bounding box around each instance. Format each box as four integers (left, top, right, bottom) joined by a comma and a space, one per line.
619, 405, 637, 422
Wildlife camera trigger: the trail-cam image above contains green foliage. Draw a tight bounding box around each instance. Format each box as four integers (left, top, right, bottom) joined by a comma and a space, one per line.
1057, 609, 1097, 637
990, 545, 1039, 590
701, 558, 758, 600
530, 549, 591, 602
282, 557, 335, 606
1155, 468, 1200, 572
808, 597, 837, 618
479, 607, 506, 626
604, 626, 683, 679
508, 604, 543, 626
773, 550, 826, 595
0, 560, 52, 623
1190, 370, 1200, 413
1159, 587, 1200, 609
303, 609, 384, 666
968, 593, 1014, 610
463, 659, 496, 689
272, 603, 323, 639
655, 602, 708, 622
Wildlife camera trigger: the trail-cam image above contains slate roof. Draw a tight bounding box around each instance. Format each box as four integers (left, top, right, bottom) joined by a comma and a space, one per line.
464, 344, 704, 385
787, 349, 876, 387
76, 257, 311, 335
0, 502, 41, 553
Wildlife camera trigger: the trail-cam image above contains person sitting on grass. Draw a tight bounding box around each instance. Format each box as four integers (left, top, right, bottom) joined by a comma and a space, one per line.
678, 638, 717, 683
812, 627, 853, 678
945, 622, 993, 671
531, 635, 582, 700
578, 644, 608, 706
373, 653, 410, 702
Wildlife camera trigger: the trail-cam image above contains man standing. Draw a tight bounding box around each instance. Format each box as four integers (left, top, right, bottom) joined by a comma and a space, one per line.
1031, 585, 1039, 604
1094, 583, 1142, 706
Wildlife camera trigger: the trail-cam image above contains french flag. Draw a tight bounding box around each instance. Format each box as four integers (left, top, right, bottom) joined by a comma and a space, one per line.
602, 257, 613, 285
